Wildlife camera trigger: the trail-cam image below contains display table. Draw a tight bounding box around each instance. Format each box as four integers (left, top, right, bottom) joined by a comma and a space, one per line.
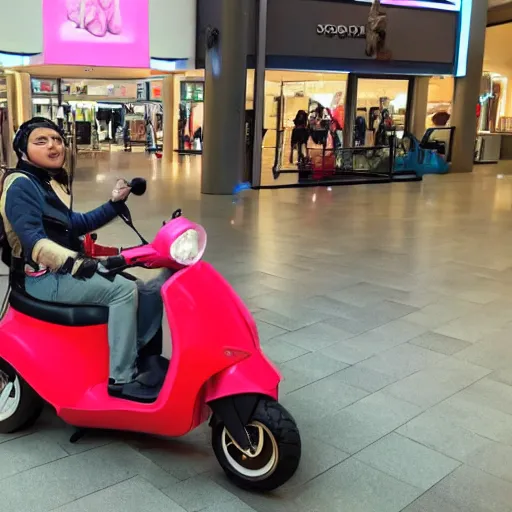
475, 133, 502, 163
498, 133, 512, 161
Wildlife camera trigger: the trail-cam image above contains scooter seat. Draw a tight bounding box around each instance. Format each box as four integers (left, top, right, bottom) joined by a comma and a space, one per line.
9, 289, 109, 327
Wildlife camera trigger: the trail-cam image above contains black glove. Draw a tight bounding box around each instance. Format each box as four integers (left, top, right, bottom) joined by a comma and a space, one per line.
74, 258, 98, 279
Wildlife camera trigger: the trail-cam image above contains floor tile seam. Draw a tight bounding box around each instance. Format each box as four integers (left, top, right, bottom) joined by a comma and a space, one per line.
395, 466, 463, 512
430, 371, 512, 417
256, 313, 326, 332
283, 367, 365, 400
351, 437, 462, 490
377, 366, 494, 410
328, 338, 421, 368
300, 398, 428, 459
0, 450, 71, 483
0, 440, 149, 483
140, 473, 204, 506
48, 475, 139, 511
433, 322, 512, 345
195, 496, 242, 512
382, 371, 506, 447
0, 430, 38, 446
294, 451, 424, 502
403, 339, 462, 357
58, 439, 116, 457
395, 423, 500, 465
128, 444, 193, 480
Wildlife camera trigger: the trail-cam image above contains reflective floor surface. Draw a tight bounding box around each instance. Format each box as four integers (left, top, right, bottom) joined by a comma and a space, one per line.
2, 153, 512, 511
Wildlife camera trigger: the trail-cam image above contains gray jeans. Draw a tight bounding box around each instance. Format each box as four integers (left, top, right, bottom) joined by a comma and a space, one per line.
25, 269, 172, 383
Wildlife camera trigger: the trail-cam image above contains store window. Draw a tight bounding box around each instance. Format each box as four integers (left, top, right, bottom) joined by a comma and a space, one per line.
261, 71, 348, 177
178, 80, 204, 154
29, 78, 167, 154
31, 79, 60, 123
426, 76, 454, 130
478, 72, 508, 133
355, 78, 409, 146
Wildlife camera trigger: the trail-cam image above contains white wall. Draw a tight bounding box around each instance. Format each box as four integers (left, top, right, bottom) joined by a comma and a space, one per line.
150, 0, 196, 61
0, 0, 196, 62
0, 0, 43, 54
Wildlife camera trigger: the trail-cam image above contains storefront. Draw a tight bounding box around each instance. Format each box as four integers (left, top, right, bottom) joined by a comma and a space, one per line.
197, 0, 465, 187
0, 0, 196, 164
474, 22, 512, 163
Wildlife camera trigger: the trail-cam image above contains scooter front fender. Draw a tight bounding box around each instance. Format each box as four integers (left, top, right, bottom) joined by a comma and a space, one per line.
205, 350, 280, 403
205, 352, 281, 451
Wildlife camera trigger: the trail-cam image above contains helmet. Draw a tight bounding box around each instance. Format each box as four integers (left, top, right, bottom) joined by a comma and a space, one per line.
13, 117, 68, 160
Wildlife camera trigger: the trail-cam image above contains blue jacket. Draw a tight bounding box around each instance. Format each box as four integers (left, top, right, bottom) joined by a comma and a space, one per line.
2, 160, 121, 265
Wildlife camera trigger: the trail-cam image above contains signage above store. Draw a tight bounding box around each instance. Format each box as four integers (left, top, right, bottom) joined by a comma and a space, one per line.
42, 0, 150, 68
353, 0, 460, 11
317, 24, 366, 38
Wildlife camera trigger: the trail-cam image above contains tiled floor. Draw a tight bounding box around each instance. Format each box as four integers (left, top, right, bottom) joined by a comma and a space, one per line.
2, 152, 512, 511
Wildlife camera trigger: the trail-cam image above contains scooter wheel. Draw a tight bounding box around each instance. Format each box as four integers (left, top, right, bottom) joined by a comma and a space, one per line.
211, 399, 301, 491
0, 359, 43, 434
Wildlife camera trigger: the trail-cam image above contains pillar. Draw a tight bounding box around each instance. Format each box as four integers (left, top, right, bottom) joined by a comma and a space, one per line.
450, 0, 488, 173
201, 0, 250, 195
7, 71, 32, 130
251, 0, 268, 188
343, 74, 358, 148
4, 71, 31, 167
410, 77, 430, 140
162, 74, 179, 163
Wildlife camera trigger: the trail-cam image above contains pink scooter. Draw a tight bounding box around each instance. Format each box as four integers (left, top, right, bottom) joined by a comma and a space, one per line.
0, 179, 301, 491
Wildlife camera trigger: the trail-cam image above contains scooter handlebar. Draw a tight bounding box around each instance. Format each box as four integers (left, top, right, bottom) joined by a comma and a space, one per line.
102, 255, 127, 270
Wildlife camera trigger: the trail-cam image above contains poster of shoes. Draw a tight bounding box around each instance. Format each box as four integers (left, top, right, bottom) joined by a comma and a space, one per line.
42, 0, 149, 68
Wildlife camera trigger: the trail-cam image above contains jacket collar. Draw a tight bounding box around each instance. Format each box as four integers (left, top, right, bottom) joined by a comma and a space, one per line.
15, 160, 69, 189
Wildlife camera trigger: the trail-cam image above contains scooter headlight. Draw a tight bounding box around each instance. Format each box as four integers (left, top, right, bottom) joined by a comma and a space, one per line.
170, 228, 206, 266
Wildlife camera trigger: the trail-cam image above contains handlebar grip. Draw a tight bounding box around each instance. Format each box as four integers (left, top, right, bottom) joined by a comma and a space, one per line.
129, 177, 147, 196
103, 255, 127, 270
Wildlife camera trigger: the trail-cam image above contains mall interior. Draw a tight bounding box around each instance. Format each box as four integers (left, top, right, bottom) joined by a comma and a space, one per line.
5, 1, 512, 512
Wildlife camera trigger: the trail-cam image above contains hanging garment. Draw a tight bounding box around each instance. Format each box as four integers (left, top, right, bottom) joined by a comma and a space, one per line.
354, 116, 367, 146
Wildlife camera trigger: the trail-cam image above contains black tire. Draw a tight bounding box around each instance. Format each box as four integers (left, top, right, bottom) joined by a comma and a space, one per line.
212, 399, 301, 492
0, 359, 43, 434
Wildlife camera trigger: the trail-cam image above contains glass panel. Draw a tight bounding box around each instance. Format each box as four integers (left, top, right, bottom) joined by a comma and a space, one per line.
178, 80, 204, 153
261, 71, 348, 186
422, 127, 455, 161
261, 76, 281, 178
355, 78, 409, 146
426, 76, 453, 130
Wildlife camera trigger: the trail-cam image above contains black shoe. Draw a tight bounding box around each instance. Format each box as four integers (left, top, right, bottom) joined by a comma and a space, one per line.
138, 355, 169, 380
108, 373, 162, 403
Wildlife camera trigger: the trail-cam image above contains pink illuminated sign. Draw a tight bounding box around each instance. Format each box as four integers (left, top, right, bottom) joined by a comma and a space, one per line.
355, 0, 460, 10
43, 0, 149, 68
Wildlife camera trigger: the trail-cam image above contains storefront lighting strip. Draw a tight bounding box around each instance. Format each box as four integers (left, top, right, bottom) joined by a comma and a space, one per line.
455, 0, 472, 77
354, 0, 460, 11
0, 53, 31, 67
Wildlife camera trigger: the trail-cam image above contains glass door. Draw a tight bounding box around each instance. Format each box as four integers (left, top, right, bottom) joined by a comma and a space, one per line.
354, 77, 410, 147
